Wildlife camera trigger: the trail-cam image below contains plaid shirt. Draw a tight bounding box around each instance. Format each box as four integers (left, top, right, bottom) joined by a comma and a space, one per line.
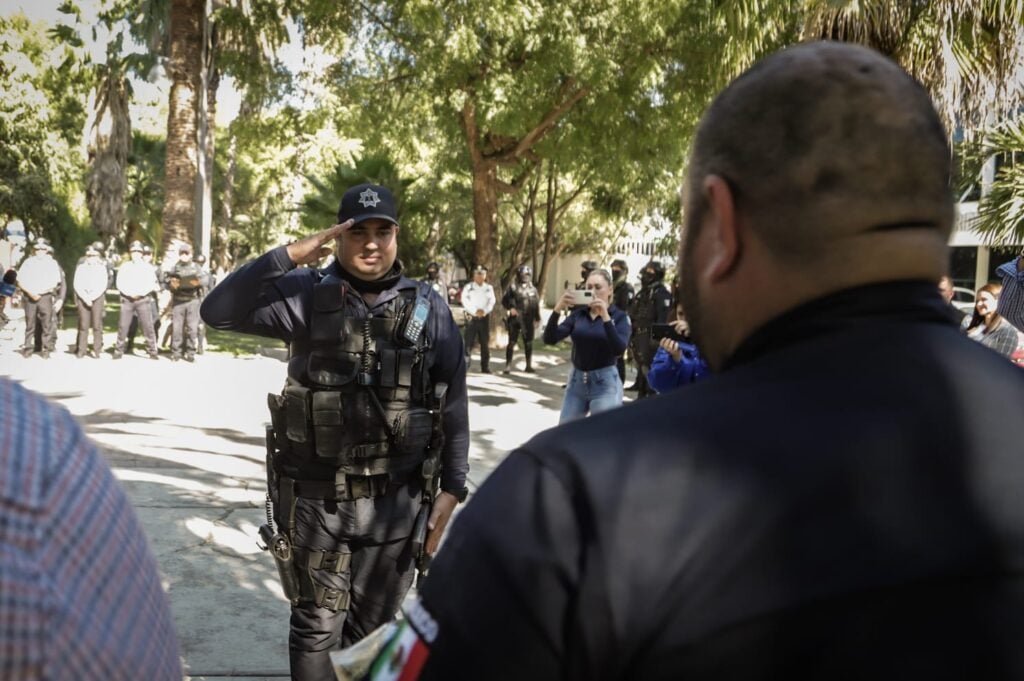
0, 379, 181, 680
974, 318, 1022, 359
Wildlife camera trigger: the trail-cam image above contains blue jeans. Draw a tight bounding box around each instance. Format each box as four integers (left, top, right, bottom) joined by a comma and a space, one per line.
559, 365, 624, 423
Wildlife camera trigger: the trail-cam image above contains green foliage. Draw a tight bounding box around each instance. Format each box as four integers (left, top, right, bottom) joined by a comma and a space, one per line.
124, 131, 166, 250
300, 154, 446, 274
0, 14, 92, 263
967, 119, 1024, 245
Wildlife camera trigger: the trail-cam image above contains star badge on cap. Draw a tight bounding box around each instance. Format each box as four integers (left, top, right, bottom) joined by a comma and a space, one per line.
358, 188, 382, 208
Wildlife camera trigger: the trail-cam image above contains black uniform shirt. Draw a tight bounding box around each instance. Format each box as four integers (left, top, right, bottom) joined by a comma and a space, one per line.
417, 281, 1024, 680
200, 246, 469, 493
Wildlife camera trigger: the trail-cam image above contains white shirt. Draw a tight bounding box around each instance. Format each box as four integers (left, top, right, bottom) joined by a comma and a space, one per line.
74, 259, 108, 303
18, 254, 62, 296
116, 260, 159, 298
461, 281, 495, 316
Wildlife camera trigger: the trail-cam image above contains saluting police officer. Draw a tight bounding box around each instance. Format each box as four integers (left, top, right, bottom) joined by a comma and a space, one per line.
114, 241, 160, 359
18, 239, 63, 358
501, 264, 541, 374
200, 183, 469, 680
628, 260, 672, 398
164, 244, 208, 362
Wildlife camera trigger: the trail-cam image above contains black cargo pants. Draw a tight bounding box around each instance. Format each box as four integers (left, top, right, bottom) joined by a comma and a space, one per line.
288, 480, 421, 681
170, 297, 200, 358
23, 293, 57, 354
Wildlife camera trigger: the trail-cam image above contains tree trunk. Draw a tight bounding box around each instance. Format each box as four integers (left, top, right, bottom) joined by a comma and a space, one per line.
86, 66, 131, 243
537, 162, 559, 296
161, 0, 204, 255
196, 14, 217, 259
216, 97, 252, 272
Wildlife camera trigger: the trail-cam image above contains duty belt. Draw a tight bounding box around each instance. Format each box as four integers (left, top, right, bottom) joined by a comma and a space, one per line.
292, 473, 393, 501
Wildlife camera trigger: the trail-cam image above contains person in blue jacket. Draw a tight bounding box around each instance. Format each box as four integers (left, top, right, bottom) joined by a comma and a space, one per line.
647, 331, 710, 393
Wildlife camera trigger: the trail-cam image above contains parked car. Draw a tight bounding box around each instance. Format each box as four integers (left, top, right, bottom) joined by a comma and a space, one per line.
951, 286, 976, 313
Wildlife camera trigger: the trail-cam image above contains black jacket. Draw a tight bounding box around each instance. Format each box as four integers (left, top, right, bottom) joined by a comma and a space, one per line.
418, 281, 1024, 679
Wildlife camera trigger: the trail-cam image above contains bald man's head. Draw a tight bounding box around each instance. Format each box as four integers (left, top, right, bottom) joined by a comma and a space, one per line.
684, 41, 954, 262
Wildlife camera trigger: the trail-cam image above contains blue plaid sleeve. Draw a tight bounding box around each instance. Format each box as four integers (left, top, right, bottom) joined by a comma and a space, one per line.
996, 257, 1024, 332
0, 379, 182, 680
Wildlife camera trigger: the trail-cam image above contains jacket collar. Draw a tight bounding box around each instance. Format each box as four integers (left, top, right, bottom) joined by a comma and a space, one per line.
721, 280, 959, 371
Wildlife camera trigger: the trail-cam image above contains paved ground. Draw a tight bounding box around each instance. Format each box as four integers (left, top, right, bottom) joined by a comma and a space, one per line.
1, 319, 630, 679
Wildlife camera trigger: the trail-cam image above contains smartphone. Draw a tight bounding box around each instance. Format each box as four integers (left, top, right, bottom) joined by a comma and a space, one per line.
650, 323, 687, 342
568, 289, 594, 306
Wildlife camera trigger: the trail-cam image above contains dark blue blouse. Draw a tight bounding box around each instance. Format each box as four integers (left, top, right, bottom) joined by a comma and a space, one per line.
543, 305, 631, 371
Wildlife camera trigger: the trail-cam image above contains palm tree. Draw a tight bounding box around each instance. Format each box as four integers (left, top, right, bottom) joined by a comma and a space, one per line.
970, 119, 1024, 243
85, 59, 132, 243
125, 132, 167, 249
160, 0, 205, 255
798, 0, 1024, 137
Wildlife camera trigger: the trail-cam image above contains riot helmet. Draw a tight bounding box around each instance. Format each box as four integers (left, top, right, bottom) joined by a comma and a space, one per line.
426, 261, 440, 280
639, 260, 665, 287
610, 258, 628, 282
517, 264, 532, 284
580, 259, 598, 281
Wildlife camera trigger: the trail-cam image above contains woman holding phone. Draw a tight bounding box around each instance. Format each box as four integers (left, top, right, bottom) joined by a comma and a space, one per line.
543, 268, 631, 422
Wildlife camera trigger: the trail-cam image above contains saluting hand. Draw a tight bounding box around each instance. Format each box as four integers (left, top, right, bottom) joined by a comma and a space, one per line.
286, 220, 353, 266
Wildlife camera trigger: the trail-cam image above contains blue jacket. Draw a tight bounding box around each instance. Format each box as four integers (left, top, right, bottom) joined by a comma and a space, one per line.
646, 342, 710, 393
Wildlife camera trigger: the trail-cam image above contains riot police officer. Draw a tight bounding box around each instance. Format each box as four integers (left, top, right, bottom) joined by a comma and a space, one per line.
18, 239, 62, 358
628, 260, 672, 398
576, 259, 598, 290
502, 264, 541, 374
164, 244, 208, 362
424, 261, 447, 302
200, 183, 469, 680
194, 253, 213, 354
610, 259, 635, 382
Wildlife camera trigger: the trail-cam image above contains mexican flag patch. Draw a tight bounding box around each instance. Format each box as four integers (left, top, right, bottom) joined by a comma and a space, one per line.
365, 599, 438, 681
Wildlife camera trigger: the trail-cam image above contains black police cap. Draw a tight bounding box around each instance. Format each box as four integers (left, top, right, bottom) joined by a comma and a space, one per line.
337, 183, 399, 226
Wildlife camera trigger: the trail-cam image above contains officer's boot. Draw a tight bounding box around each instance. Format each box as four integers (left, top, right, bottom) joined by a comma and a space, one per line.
503, 346, 514, 374
524, 344, 535, 373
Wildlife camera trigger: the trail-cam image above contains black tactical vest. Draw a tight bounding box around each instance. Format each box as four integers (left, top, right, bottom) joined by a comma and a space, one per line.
268, 274, 435, 480
631, 283, 666, 328
508, 282, 539, 314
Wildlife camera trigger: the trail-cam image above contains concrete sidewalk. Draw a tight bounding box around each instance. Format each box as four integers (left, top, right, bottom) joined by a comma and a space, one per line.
1, 325, 601, 679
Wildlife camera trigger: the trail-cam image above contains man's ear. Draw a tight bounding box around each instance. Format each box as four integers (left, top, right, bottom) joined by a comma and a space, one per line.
702, 175, 742, 282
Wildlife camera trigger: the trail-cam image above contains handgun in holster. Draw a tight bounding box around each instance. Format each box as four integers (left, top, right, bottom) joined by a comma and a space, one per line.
260, 417, 302, 604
